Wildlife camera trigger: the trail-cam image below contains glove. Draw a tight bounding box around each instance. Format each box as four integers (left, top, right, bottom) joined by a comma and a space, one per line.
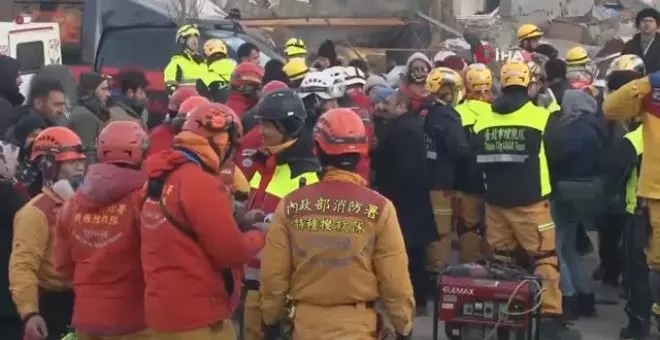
24, 314, 48, 340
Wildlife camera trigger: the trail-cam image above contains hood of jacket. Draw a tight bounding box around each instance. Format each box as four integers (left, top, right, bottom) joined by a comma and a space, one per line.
77, 163, 146, 211
560, 89, 598, 123
0, 56, 24, 106
491, 88, 531, 114
406, 52, 432, 69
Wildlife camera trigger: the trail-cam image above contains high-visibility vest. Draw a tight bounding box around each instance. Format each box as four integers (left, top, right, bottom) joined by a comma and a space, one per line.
455, 99, 491, 127
624, 125, 644, 214
163, 50, 207, 87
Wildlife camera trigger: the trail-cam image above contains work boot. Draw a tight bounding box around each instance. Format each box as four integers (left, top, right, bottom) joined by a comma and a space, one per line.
577, 293, 596, 317
595, 283, 620, 305
619, 319, 650, 340
539, 316, 582, 340
562, 295, 579, 321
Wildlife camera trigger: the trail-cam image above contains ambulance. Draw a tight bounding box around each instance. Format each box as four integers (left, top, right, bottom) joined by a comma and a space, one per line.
0, 15, 62, 96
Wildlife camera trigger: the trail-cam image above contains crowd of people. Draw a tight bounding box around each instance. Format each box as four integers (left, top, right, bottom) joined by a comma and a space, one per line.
0, 5, 660, 340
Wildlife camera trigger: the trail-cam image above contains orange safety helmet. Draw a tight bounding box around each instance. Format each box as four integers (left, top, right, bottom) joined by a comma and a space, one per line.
168, 87, 198, 112
183, 102, 243, 142
31, 127, 86, 162
178, 95, 210, 117
97, 121, 149, 166
231, 62, 264, 89
313, 108, 368, 156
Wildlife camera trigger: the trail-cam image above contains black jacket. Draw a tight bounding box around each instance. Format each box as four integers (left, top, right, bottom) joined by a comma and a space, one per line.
0, 180, 27, 317
423, 102, 471, 192
622, 33, 660, 73
372, 111, 437, 248
0, 56, 25, 137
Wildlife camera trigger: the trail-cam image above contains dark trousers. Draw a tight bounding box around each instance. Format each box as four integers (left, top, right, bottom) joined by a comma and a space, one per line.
0, 314, 22, 340
598, 213, 627, 286
622, 211, 652, 325
40, 289, 74, 340
407, 246, 431, 307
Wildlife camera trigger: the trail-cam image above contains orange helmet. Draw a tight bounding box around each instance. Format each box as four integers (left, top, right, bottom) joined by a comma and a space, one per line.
168, 87, 198, 112
97, 121, 149, 166
183, 103, 243, 141
178, 95, 210, 117
231, 62, 264, 89
313, 108, 368, 156
262, 80, 289, 95
31, 127, 86, 162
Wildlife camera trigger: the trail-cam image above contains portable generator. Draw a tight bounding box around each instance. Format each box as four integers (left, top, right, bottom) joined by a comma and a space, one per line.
432, 262, 543, 340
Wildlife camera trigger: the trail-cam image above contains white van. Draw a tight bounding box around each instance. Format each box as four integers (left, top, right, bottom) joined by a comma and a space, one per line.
0, 15, 62, 97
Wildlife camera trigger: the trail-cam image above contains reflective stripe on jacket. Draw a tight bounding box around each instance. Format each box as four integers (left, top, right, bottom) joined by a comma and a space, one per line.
624, 125, 644, 214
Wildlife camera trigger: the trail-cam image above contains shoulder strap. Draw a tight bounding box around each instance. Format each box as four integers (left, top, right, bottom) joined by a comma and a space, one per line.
144, 166, 196, 240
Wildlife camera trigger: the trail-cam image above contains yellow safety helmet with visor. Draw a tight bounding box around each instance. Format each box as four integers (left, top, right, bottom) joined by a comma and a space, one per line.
285, 38, 307, 57
283, 59, 310, 81
176, 24, 200, 43
517, 24, 543, 41
464, 63, 493, 92
500, 60, 531, 88
426, 67, 465, 105
606, 54, 646, 77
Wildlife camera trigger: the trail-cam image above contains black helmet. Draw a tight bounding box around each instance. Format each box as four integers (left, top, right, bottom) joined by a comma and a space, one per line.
255, 88, 307, 136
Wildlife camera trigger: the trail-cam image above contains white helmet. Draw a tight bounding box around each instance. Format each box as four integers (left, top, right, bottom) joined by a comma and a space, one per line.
343, 66, 366, 87
298, 71, 344, 100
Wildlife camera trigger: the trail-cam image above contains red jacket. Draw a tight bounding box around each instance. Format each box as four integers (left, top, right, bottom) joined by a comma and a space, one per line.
347, 90, 375, 183
52, 163, 147, 335
148, 123, 175, 156
235, 127, 264, 181
226, 91, 257, 117
140, 147, 264, 332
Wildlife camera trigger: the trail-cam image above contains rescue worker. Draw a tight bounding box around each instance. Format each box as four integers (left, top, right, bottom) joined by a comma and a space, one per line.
284, 37, 307, 61
297, 70, 344, 129
226, 62, 264, 117
601, 55, 660, 336
260, 107, 414, 340
565, 46, 590, 67
198, 39, 237, 102
453, 63, 493, 262
473, 60, 581, 340
140, 102, 265, 339
423, 68, 472, 280
240, 89, 320, 340
149, 95, 210, 156
283, 58, 309, 89
164, 87, 198, 122
343, 66, 375, 182
517, 24, 544, 53
528, 60, 561, 113
52, 121, 151, 340
10, 127, 86, 340
565, 47, 599, 92
164, 24, 207, 95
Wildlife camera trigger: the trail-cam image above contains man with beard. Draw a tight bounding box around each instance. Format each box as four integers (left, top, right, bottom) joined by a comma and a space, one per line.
68, 72, 113, 164
109, 70, 150, 129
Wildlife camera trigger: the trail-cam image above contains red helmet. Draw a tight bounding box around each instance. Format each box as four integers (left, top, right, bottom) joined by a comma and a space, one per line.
231, 62, 264, 89
97, 121, 149, 166
31, 127, 86, 162
313, 108, 368, 156
168, 87, 198, 112
262, 80, 289, 95
178, 95, 210, 117
183, 103, 243, 141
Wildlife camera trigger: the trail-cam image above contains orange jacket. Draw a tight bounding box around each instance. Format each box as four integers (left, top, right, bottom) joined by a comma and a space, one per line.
140, 132, 265, 332
53, 163, 147, 335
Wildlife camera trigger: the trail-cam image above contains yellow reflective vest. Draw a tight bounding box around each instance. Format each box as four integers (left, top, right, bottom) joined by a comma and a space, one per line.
624, 125, 644, 214
201, 58, 237, 87
473, 101, 552, 207
163, 50, 207, 87
455, 99, 491, 127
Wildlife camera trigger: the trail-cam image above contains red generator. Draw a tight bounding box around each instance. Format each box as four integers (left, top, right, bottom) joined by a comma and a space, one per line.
432, 262, 543, 340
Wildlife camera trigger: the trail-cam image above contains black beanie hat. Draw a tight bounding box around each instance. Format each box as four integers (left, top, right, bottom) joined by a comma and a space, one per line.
263, 59, 290, 85
636, 7, 660, 28
78, 72, 108, 97
545, 59, 567, 81
317, 40, 337, 64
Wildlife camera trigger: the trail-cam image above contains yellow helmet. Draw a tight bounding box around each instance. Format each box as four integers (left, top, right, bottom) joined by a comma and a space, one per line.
500, 60, 531, 88
606, 54, 646, 77
517, 24, 543, 41
464, 63, 493, 92
565, 46, 590, 66
176, 24, 200, 43
426, 67, 465, 104
203, 39, 228, 57
285, 38, 307, 57
283, 59, 309, 81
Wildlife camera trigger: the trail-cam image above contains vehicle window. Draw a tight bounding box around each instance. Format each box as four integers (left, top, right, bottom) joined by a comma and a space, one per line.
16, 41, 45, 73
96, 28, 179, 70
